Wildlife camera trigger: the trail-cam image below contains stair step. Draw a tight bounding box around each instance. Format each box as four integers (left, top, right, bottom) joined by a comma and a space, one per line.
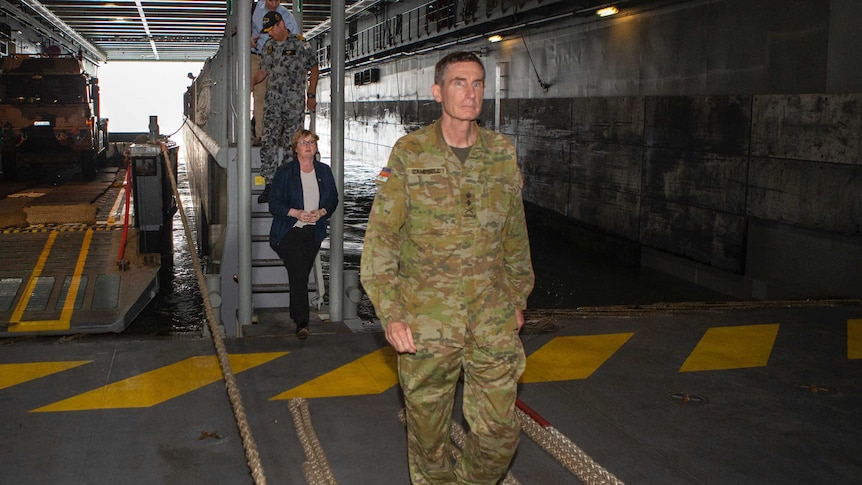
252, 283, 319, 293
252, 237, 275, 259
252, 216, 274, 234
253, 258, 283, 267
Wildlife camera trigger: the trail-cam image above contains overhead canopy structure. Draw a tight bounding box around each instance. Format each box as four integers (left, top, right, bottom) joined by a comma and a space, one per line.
0, 0, 367, 63
0, 0, 639, 65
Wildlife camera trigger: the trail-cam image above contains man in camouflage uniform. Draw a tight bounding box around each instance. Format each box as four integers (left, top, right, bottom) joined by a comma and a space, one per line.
361, 51, 534, 484
252, 10, 319, 203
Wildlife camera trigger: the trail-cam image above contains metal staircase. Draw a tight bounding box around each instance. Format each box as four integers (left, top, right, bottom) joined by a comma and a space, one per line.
249, 147, 325, 312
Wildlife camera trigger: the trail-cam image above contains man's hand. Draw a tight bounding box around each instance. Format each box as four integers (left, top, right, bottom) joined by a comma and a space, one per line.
385, 321, 416, 354
516, 309, 525, 331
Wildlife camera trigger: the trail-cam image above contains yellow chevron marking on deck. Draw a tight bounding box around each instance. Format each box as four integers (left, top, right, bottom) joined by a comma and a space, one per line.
9, 229, 94, 332
520, 333, 634, 383
31, 352, 287, 412
848, 319, 862, 360
680, 324, 779, 372
0, 361, 91, 390
271, 347, 398, 400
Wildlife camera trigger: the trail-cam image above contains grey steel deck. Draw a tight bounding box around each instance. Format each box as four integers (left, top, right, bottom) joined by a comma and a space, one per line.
1, 300, 860, 484
0, 167, 160, 336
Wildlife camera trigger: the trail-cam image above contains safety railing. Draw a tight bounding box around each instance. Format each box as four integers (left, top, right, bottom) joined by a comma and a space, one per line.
317, 0, 541, 69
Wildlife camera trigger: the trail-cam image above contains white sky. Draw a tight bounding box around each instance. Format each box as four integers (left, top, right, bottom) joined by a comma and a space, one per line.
97, 61, 202, 135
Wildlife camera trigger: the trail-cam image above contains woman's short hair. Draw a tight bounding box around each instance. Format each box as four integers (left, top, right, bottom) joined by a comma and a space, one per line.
291, 129, 319, 151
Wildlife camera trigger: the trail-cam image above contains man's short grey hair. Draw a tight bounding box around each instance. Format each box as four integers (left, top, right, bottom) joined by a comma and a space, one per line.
434, 51, 485, 86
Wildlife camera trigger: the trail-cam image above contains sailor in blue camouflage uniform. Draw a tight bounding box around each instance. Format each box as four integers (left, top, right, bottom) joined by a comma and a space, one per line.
250, 0, 299, 143
361, 51, 535, 484
252, 10, 319, 203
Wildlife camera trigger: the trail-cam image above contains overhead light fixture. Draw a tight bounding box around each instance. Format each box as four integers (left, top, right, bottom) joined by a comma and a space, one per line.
597, 6, 619, 17
488, 35, 503, 43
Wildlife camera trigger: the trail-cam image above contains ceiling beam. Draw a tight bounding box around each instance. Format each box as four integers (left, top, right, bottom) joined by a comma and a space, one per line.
134, 0, 159, 59
13, 0, 106, 63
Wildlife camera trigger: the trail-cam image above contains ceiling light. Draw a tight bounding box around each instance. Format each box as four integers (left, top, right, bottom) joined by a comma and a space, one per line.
488, 35, 503, 43
597, 6, 619, 17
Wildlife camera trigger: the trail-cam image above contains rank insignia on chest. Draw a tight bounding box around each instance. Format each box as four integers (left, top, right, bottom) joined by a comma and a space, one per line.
266, 45, 273, 55
377, 167, 391, 183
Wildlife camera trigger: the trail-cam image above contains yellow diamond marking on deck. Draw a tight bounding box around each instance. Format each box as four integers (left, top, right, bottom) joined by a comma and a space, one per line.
849, 319, 862, 360
520, 333, 633, 383
272, 347, 398, 400
680, 324, 778, 372
0, 361, 91, 390
31, 352, 287, 412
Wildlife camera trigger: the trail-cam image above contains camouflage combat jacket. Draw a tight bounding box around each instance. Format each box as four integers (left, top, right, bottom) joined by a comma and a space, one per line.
260, 34, 316, 107
361, 120, 535, 348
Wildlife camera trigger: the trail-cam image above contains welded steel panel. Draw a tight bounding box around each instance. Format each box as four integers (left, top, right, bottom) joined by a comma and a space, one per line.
644, 96, 751, 154
751, 94, 862, 165
747, 157, 862, 235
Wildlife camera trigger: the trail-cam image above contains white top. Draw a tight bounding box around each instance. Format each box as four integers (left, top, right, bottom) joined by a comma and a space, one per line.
295, 167, 319, 228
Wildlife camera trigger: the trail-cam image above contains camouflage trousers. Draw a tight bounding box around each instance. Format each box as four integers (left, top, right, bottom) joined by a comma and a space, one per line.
398, 333, 526, 485
259, 95, 305, 184
251, 54, 266, 138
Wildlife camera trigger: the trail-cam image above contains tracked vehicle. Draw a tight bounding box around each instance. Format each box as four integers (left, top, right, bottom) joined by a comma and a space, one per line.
0, 53, 107, 180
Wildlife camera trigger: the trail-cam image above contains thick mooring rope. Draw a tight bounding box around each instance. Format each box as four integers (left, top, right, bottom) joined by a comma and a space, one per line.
532, 299, 862, 319
288, 398, 339, 485
398, 405, 624, 485
448, 418, 522, 485
516, 405, 625, 485
160, 144, 268, 485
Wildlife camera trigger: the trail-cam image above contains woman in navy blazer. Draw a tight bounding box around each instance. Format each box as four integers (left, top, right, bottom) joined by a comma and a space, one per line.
269, 129, 338, 338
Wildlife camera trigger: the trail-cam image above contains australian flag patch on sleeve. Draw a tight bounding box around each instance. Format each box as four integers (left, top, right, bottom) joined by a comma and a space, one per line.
377, 167, 391, 183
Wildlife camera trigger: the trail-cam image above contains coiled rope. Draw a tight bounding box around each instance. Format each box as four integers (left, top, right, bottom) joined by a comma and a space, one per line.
288, 398, 339, 485
160, 143, 268, 485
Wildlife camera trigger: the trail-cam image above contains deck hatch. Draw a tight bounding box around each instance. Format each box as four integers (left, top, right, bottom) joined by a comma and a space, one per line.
0, 278, 23, 312
27, 277, 55, 311
56, 276, 88, 310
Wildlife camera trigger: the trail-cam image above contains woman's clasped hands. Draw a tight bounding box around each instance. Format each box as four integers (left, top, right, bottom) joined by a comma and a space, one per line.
291, 208, 326, 223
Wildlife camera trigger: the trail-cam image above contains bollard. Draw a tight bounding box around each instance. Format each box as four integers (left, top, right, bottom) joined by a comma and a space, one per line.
148, 115, 159, 143
344, 270, 363, 320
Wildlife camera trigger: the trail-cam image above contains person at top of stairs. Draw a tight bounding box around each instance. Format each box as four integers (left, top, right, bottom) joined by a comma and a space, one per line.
252, 9, 319, 203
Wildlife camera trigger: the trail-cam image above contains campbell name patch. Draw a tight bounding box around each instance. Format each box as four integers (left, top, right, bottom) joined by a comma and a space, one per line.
408, 167, 446, 175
